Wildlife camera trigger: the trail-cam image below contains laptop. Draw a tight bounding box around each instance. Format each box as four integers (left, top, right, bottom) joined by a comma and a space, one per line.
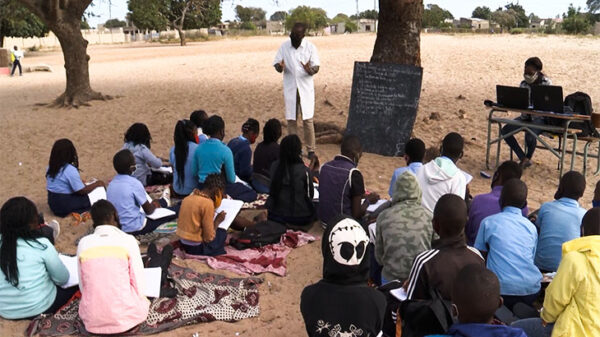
496, 85, 530, 110
531, 85, 564, 113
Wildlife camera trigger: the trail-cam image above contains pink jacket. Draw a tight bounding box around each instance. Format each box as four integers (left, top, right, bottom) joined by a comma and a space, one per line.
77, 225, 149, 334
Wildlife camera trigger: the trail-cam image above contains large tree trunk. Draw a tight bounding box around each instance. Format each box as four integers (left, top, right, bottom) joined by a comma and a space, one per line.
371, 0, 423, 66
17, 0, 111, 107
176, 27, 186, 46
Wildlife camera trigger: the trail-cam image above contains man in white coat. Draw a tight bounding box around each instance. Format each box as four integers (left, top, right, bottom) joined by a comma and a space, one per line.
273, 22, 320, 158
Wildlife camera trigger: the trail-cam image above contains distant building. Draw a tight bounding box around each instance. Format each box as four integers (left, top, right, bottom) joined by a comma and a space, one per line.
329, 22, 346, 34
266, 21, 284, 35
460, 17, 489, 30
595, 22, 600, 35
358, 19, 377, 32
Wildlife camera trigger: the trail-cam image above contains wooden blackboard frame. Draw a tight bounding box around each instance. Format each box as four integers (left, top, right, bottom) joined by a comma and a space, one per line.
345, 62, 423, 157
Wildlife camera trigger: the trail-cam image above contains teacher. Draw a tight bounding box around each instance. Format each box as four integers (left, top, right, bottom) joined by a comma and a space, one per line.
273, 22, 320, 159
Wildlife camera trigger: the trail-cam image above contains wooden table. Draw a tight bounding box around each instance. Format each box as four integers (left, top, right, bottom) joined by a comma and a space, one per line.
485, 107, 600, 177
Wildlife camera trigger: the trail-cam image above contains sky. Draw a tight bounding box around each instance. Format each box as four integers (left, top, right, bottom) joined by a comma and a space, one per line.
88, 0, 590, 27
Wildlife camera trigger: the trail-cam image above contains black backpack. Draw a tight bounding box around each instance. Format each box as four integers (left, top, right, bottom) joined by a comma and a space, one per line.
229, 220, 287, 250
562, 92, 598, 137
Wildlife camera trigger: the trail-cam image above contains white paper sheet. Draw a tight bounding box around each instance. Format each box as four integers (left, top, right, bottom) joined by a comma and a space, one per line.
313, 183, 319, 201
368, 222, 377, 244
365, 199, 388, 213
462, 170, 473, 184
152, 166, 173, 174
59, 254, 163, 298
215, 199, 244, 230
146, 207, 176, 220
87, 186, 107, 205
390, 287, 408, 301
235, 175, 251, 188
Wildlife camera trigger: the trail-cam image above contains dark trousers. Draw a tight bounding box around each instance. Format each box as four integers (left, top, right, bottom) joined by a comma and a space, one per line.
225, 182, 257, 202
180, 228, 228, 256
502, 292, 539, 311
45, 285, 78, 315
368, 243, 383, 286
47, 191, 91, 217
11, 60, 22, 76
129, 201, 180, 236
501, 116, 545, 160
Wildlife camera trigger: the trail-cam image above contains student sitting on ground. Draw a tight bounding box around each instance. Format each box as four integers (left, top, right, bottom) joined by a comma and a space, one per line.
406, 194, 484, 300
107, 149, 179, 235
266, 135, 315, 229
46, 138, 106, 217
318, 135, 379, 228
428, 264, 527, 337
301, 216, 386, 337
227, 118, 260, 183
535, 171, 586, 272
77, 200, 150, 334
474, 179, 542, 310
512, 207, 600, 337
190, 109, 209, 144
465, 161, 527, 246
176, 174, 229, 256
0, 197, 74, 320
123, 123, 170, 186
252, 118, 282, 193
170, 119, 199, 197
192, 115, 257, 202
388, 138, 425, 198
416, 132, 467, 213
375, 171, 433, 284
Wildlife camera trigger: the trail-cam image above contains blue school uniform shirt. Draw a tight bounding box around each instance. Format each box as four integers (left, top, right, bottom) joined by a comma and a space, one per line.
107, 174, 147, 233
388, 162, 423, 197
227, 136, 252, 182
191, 138, 236, 184
46, 164, 85, 194
474, 206, 542, 296
169, 141, 199, 195
535, 198, 586, 271
123, 142, 162, 186
0, 237, 69, 319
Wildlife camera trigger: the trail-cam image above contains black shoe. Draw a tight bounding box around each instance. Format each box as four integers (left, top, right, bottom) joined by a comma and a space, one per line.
160, 285, 178, 298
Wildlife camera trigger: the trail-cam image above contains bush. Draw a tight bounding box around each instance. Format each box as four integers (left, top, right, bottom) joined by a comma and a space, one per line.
510, 28, 524, 34
240, 21, 256, 30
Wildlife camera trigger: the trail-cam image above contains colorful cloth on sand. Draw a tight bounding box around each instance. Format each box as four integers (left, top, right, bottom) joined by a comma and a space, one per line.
174, 230, 317, 277
25, 264, 262, 337
241, 193, 268, 210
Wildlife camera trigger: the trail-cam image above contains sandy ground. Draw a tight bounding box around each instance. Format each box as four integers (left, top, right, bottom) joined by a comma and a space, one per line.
1, 33, 600, 336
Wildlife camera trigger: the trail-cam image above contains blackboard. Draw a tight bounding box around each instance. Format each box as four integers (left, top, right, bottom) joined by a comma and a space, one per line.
346, 62, 423, 157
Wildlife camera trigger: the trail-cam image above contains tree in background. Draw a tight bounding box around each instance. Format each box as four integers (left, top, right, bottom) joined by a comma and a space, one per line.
422, 4, 453, 28
235, 5, 266, 29
0, 0, 47, 47
128, 0, 169, 32
270, 11, 287, 22
504, 3, 528, 27
371, 0, 422, 66
80, 18, 91, 29
563, 4, 591, 34
590, 0, 600, 13
491, 8, 518, 31
332, 13, 357, 33
104, 18, 126, 28
352, 9, 378, 20
285, 6, 328, 33
472, 6, 491, 20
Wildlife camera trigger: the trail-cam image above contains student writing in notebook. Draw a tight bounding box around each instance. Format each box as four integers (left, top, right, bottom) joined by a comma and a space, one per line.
46, 138, 106, 217
107, 149, 179, 235
123, 123, 171, 186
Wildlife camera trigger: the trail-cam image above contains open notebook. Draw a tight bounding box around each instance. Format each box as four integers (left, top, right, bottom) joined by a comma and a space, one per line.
58, 254, 162, 298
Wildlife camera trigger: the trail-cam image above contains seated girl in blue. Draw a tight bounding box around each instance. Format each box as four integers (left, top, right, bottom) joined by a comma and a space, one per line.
0, 197, 77, 320
123, 123, 170, 186
170, 120, 199, 196
227, 118, 260, 183
46, 139, 105, 217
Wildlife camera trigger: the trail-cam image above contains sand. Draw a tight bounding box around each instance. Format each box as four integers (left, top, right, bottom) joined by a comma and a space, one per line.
1, 33, 600, 336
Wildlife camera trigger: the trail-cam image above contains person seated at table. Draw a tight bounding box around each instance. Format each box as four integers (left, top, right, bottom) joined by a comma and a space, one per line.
501, 57, 552, 169
388, 138, 425, 198
227, 118, 260, 183
535, 171, 586, 272
123, 123, 170, 186
46, 138, 106, 217
252, 118, 282, 193
406, 194, 484, 301
170, 119, 199, 197
511, 207, 600, 337
190, 109, 209, 144
474, 179, 542, 310
375, 171, 433, 284
416, 132, 467, 213
266, 135, 315, 229
465, 161, 528, 246
318, 135, 379, 228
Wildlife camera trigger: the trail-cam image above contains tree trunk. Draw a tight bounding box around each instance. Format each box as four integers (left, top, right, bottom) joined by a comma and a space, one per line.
177, 28, 186, 46
371, 0, 423, 66
17, 0, 111, 107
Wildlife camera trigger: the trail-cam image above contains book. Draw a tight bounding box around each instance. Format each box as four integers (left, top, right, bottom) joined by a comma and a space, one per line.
87, 186, 107, 205
146, 207, 176, 220
215, 199, 244, 230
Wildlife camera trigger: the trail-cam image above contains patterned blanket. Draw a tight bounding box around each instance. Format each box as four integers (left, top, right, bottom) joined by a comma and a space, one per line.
174, 230, 317, 277
145, 185, 268, 210
26, 264, 262, 337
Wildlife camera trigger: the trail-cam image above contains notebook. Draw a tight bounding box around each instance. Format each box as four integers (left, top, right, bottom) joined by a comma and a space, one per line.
215, 199, 244, 230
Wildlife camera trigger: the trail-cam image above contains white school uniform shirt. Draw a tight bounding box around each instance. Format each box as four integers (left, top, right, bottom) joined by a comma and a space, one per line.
273, 39, 320, 121
12, 50, 24, 60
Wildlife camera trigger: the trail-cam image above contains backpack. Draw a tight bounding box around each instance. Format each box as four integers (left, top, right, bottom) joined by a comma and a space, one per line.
564, 92, 598, 137
229, 220, 287, 250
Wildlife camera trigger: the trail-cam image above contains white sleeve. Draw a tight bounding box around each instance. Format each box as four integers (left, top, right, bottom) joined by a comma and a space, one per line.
273, 45, 283, 65
310, 43, 320, 67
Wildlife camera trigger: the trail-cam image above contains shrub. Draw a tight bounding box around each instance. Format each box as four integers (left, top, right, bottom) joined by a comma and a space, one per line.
510, 28, 523, 34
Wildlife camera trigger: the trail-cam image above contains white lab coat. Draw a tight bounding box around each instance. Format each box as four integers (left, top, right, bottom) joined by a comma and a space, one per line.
273, 39, 320, 120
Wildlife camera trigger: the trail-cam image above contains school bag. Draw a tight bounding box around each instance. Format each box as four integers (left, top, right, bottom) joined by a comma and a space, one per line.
546, 92, 598, 137
229, 220, 287, 250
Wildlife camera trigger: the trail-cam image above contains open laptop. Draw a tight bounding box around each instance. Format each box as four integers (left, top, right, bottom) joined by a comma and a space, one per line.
496, 85, 530, 110
531, 85, 564, 113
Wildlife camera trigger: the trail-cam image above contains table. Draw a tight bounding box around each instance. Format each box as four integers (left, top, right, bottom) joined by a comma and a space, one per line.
485, 107, 600, 177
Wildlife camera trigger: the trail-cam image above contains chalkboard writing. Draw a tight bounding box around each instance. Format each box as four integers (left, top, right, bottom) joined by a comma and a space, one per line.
346, 62, 423, 157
